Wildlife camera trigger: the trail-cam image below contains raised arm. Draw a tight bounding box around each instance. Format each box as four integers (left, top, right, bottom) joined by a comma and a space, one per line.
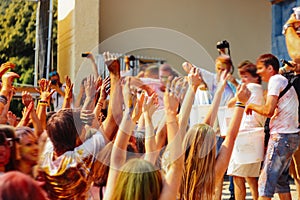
81, 75, 96, 111
104, 78, 137, 200
101, 52, 123, 141
215, 84, 251, 183
143, 93, 159, 164
93, 76, 109, 120
178, 66, 202, 129
86, 52, 99, 78
36, 79, 55, 130
62, 76, 73, 109
203, 70, 229, 126
284, 14, 300, 60
0, 72, 19, 123
159, 84, 183, 200
0, 62, 15, 78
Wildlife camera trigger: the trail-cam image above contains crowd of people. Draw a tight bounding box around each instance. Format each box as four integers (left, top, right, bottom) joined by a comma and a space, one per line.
1, 13, 300, 200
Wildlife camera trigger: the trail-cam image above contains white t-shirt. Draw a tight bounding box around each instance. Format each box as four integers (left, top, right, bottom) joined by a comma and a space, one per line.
268, 74, 299, 134
240, 83, 266, 129
51, 85, 65, 112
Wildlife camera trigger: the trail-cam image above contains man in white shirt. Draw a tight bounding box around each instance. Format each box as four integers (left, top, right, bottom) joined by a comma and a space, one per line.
246, 53, 300, 200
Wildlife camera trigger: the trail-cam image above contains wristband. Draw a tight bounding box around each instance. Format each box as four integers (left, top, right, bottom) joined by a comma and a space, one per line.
39, 100, 49, 106
0, 95, 8, 105
235, 102, 245, 108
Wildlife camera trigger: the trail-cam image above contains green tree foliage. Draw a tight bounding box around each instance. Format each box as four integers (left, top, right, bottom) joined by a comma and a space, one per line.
0, 0, 36, 84
0, 0, 57, 117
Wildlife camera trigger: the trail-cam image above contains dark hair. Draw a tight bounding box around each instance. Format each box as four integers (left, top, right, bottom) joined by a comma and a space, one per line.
238, 60, 261, 84
256, 53, 280, 72
47, 109, 83, 155
0, 125, 18, 172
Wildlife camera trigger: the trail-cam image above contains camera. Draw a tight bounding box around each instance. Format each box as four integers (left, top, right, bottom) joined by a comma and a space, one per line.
216, 40, 230, 49
51, 79, 57, 85
81, 52, 90, 57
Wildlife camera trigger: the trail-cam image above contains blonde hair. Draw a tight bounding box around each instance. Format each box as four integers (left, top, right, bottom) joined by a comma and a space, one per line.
111, 158, 162, 200
180, 123, 216, 200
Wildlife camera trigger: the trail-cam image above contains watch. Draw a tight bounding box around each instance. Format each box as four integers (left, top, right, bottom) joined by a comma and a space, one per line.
282, 23, 294, 35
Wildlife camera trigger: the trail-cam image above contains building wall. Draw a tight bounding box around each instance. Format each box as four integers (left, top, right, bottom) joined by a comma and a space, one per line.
99, 0, 272, 75
58, 0, 272, 81
58, 0, 100, 85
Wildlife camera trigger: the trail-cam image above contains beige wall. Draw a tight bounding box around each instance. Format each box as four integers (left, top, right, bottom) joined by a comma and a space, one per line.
99, 0, 272, 75
58, 0, 272, 80
58, 0, 100, 83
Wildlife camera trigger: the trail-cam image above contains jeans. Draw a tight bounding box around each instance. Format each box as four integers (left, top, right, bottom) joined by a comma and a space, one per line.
258, 132, 300, 197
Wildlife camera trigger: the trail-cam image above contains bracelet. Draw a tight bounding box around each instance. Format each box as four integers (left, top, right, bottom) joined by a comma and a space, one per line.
0, 95, 8, 105
39, 100, 49, 106
235, 102, 245, 108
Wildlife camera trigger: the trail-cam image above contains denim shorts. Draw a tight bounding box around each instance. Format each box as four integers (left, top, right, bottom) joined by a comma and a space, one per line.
258, 132, 300, 198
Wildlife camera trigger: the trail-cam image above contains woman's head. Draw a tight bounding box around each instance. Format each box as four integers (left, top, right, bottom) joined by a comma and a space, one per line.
47, 109, 83, 156
0, 171, 47, 200
0, 125, 18, 172
238, 61, 261, 84
15, 127, 39, 166
112, 158, 162, 200
215, 55, 233, 74
180, 123, 216, 200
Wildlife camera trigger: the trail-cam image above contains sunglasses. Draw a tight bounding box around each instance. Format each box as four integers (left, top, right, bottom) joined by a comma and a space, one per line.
49, 71, 58, 77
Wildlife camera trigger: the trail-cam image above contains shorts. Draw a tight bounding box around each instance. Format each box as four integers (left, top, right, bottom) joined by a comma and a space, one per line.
258, 132, 300, 198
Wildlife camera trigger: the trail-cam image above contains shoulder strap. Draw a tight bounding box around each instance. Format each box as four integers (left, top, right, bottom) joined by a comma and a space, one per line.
278, 76, 296, 99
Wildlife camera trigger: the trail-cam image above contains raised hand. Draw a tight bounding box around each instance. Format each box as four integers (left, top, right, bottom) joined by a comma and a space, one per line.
103, 51, 120, 75
122, 77, 135, 110
188, 66, 203, 92
22, 91, 34, 108
84, 75, 96, 100
182, 62, 193, 74
80, 109, 95, 125
218, 69, 230, 88
286, 13, 299, 27
0, 62, 15, 78
164, 84, 179, 116
99, 76, 110, 100
36, 79, 55, 104
7, 111, 17, 126
1, 72, 19, 90
64, 76, 73, 100
142, 93, 159, 118
237, 83, 251, 104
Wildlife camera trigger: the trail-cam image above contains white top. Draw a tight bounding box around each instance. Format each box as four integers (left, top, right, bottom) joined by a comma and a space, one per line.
51, 85, 65, 112
240, 83, 266, 129
268, 74, 299, 134
194, 89, 212, 105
